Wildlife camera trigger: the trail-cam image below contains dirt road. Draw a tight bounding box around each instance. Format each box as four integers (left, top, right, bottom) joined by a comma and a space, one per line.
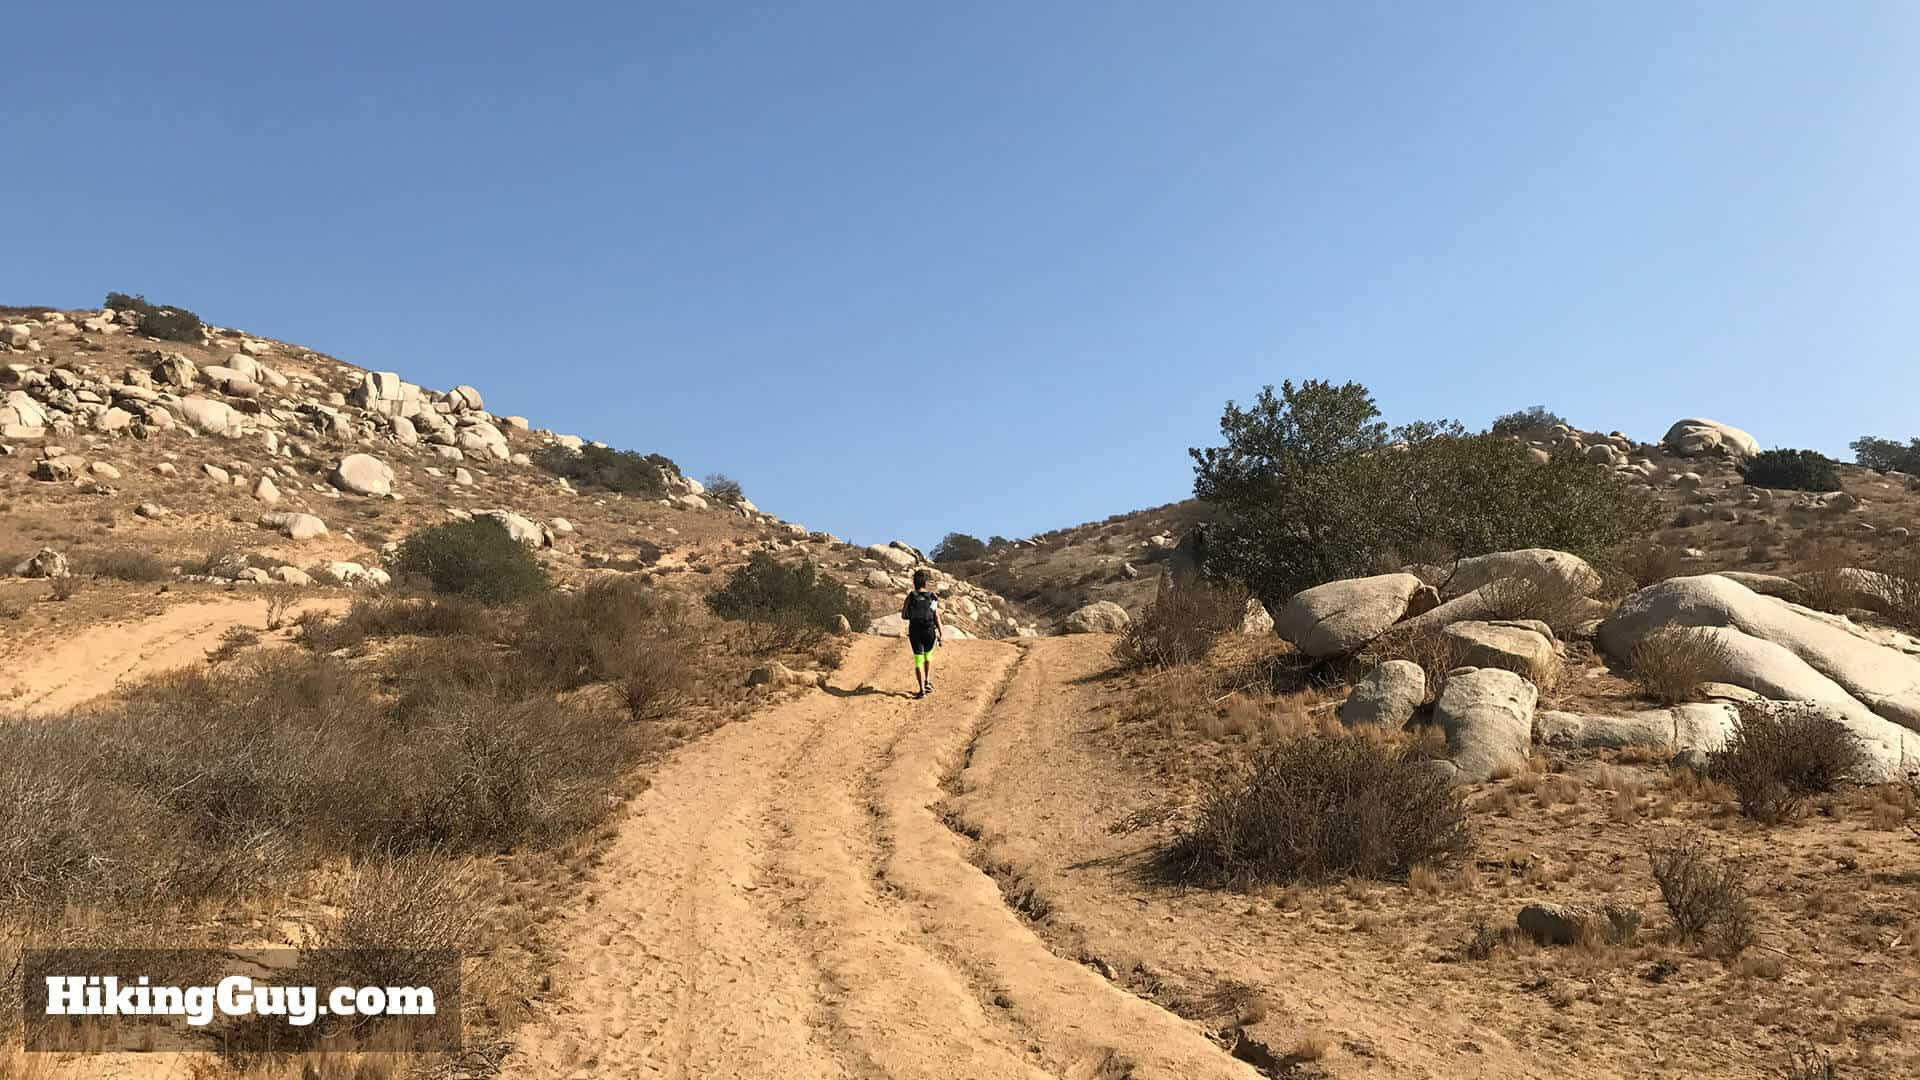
509, 637, 1259, 1080
0, 594, 347, 714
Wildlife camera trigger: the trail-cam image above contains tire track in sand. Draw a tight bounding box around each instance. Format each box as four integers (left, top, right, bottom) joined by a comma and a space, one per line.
508, 637, 1256, 1079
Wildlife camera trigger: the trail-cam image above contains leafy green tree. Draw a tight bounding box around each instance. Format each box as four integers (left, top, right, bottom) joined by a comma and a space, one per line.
1192, 380, 1655, 603
1740, 448, 1841, 492
931, 532, 988, 563
395, 518, 550, 604
1489, 405, 1568, 437
706, 553, 871, 652
1851, 435, 1920, 475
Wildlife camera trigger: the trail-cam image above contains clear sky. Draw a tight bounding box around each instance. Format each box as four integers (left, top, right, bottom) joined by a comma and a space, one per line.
6, 2, 1919, 549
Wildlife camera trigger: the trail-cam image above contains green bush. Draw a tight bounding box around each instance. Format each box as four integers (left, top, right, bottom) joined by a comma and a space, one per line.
395, 518, 549, 604
533, 443, 680, 496
1739, 448, 1840, 492
706, 553, 870, 652
103, 291, 203, 343
1191, 381, 1655, 603
1489, 405, 1568, 437
1850, 435, 1920, 475
1159, 733, 1470, 886
931, 532, 989, 563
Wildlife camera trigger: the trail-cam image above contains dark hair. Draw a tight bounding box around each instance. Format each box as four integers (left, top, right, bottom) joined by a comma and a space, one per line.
912, 569, 930, 589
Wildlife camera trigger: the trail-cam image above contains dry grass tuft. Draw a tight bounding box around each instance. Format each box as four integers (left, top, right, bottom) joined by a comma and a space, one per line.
1647, 835, 1756, 955
1113, 582, 1250, 669
1630, 625, 1735, 704
1159, 731, 1469, 887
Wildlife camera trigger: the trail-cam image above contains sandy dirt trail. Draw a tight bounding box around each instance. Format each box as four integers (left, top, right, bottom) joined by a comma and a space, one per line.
509, 637, 1258, 1080
0, 595, 349, 714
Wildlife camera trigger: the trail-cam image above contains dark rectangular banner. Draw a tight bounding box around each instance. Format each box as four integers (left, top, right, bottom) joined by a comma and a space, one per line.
21, 948, 461, 1054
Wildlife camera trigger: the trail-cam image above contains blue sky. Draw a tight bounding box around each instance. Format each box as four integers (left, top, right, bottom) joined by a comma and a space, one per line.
6, 2, 1919, 549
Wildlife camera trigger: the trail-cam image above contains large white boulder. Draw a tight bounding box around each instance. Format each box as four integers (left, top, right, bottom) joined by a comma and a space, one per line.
1443, 620, 1560, 685
260, 512, 329, 541
1062, 601, 1130, 634
174, 396, 244, 437
1276, 573, 1426, 657
1663, 418, 1760, 460
1600, 574, 1920, 732
1437, 548, 1601, 600
866, 544, 917, 570
1432, 667, 1538, 783
1534, 705, 1738, 753
331, 453, 394, 496
475, 509, 552, 548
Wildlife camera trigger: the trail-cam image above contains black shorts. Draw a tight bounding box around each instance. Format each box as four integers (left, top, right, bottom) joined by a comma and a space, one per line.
908, 622, 939, 654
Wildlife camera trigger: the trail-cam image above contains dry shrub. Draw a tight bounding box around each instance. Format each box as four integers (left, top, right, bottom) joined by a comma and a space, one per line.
1785, 1048, 1836, 1080
1629, 626, 1735, 704
1796, 549, 1859, 614
1647, 835, 1755, 954
1480, 569, 1594, 639
1360, 625, 1462, 705
1113, 582, 1249, 669
76, 548, 173, 582
1868, 542, 1920, 635
298, 595, 493, 652
1160, 732, 1469, 886
515, 577, 697, 719
1608, 542, 1689, 590
1709, 704, 1868, 823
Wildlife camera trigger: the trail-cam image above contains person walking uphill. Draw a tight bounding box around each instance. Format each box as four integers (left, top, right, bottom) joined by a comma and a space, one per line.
902, 570, 944, 699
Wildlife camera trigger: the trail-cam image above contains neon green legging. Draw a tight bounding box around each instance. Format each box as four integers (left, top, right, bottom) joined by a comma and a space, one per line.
912, 652, 932, 668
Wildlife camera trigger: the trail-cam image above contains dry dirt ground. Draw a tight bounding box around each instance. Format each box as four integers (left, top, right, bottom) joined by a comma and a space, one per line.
8, 619, 1917, 1079
503, 636, 1920, 1079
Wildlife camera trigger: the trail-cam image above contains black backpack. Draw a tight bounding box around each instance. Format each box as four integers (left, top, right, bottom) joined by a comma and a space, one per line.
903, 590, 937, 626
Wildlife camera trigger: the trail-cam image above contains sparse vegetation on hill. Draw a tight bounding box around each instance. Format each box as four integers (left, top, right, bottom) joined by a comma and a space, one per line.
395, 517, 550, 604
1739, 447, 1841, 492
1851, 434, 1920, 475
706, 552, 871, 652
702, 472, 744, 502
103, 290, 203, 342
1191, 380, 1655, 602
534, 442, 680, 496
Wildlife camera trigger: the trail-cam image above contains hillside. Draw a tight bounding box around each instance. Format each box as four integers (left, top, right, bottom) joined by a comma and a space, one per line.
0, 300, 1040, 693
961, 420, 1920, 619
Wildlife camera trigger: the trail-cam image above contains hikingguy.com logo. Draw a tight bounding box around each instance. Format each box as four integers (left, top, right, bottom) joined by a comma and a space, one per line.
23, 949, 460, 1053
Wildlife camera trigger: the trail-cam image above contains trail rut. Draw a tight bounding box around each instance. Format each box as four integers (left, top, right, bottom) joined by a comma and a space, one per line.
508, 638, 1256, 1079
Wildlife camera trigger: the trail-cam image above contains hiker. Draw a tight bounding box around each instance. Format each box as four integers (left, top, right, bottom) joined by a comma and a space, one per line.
902, 569, 944, 698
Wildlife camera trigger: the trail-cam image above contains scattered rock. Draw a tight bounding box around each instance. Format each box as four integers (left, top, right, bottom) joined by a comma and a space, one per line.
1276, 572, 1426, 657
12, 548, 70, 578
1062, 600, 1131, 634
1338, 660, 1426, 727
252, 476, 281, 503
1517, 902, 1642, 946
134, 502, 168, 519
747, 661, 828, 690
260, 512, 329, 541
1239, 597, 1274, 635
